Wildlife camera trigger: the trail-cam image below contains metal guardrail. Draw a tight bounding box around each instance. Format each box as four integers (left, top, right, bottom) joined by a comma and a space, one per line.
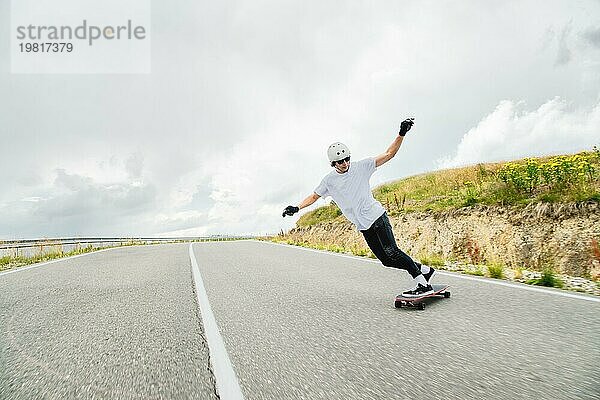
0, 236, 256, 250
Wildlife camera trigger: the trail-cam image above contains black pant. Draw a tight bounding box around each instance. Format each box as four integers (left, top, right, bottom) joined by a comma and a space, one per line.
360, 212, 421, 278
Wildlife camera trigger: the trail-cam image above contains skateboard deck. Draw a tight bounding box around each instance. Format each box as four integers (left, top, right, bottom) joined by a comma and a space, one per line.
394, 284, 450, 309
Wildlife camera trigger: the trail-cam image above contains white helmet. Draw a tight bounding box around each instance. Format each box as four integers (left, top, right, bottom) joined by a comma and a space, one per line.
327, 142, 351, 162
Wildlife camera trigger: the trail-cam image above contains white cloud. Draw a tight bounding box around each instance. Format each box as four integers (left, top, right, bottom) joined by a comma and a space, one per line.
0, 168, 158, 238
439, 97, 600, 168
2, 0, 600, 237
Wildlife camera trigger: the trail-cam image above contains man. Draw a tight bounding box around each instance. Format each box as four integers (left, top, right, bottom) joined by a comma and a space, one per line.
282, 118, 436, 297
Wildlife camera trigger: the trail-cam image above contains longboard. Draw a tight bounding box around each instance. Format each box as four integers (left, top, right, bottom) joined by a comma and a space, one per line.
394, 284, 450, 309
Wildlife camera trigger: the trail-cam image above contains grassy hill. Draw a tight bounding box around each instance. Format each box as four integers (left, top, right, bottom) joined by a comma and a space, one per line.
297, 148, 600, 228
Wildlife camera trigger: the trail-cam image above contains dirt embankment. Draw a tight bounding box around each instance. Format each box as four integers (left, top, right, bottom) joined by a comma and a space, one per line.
282, 202, 600, 278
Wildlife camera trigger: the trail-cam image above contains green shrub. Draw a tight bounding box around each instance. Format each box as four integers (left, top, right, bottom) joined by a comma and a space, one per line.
526, 268, 564, 288
487, 263, 504, 279
350, 245, 371, 257
465, 266, 484, 276
497, 152, 598, 200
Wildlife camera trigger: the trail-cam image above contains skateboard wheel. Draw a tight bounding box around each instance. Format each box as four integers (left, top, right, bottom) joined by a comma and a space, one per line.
418, 303, 426, 310
395, 301, 402, 308
444, 292, 451, 298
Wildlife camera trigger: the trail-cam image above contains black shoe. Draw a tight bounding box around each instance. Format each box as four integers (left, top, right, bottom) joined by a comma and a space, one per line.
423, 267, 436, 284
402, 283, 434, 298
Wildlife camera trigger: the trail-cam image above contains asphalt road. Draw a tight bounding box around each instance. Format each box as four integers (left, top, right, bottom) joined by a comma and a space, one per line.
0, 244, 218, 400
1, 241, 598, 399
195, 241, 599, 400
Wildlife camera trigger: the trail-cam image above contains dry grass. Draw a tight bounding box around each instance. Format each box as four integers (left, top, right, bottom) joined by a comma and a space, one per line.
301, 149, 599, 226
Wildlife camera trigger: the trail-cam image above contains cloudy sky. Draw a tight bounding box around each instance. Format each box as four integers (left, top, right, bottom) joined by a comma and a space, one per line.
1, 0, 599, 238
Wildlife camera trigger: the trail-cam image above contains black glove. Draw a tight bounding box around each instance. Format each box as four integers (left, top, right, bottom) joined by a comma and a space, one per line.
282, 205, 299, 217
399, 118, 415, 136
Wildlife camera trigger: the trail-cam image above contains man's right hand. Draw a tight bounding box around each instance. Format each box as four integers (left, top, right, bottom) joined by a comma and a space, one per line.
282, 205, 299, 217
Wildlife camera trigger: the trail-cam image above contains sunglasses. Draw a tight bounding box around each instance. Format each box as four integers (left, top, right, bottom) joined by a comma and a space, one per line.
334, 156, 351, 165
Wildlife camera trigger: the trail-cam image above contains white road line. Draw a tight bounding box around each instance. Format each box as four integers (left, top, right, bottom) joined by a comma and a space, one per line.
0, 247, 117, 277
189, 243, 245, 400
259, 240, 600, 303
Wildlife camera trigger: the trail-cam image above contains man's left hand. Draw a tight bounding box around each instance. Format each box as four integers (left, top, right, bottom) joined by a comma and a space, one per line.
399, 118, 415, 136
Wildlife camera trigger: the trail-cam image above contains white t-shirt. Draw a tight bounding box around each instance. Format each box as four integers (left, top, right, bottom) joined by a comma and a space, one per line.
314, 157, 386, 231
